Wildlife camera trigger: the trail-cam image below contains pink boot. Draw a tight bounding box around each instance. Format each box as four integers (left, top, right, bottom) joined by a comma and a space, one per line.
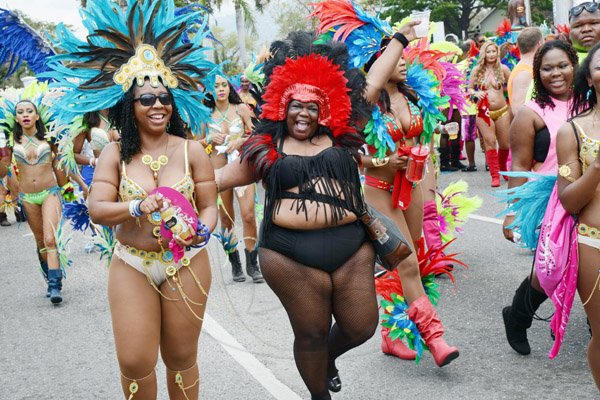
408, 295, 459, 367
423, 200, 443, 255
381, 328, 417, 360
498, 148, 510, 181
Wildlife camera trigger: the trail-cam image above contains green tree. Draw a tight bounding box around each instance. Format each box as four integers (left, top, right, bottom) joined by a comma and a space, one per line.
200, 0, 269, 67
273, 0, 317, 37
380, 0, 509, 37
210, 24, 256, 75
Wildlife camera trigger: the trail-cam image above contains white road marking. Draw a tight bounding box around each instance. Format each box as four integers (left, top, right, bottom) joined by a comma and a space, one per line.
469, 214, 503, 225
22, 232, 33, 237
203, 313, 302, 400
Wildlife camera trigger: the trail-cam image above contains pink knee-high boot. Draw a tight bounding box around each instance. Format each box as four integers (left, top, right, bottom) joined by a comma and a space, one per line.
408, 295, 459, 367
423, 200, 444, 255
381, 327, 417, 360
498, 148, 510, 181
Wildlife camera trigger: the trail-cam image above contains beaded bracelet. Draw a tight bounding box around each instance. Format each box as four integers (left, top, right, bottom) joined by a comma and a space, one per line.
189, 221, 211, 249
129, 199, 143, 217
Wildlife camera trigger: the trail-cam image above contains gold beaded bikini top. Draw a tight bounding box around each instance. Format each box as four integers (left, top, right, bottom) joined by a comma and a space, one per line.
119, 140, 195, 204
572, 121, 600, 173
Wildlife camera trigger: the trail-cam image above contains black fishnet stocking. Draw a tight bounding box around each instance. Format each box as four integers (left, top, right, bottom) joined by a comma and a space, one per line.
259, 243, 377, 399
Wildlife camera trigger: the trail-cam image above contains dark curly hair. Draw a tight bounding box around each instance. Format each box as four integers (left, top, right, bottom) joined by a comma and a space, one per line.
532, 40, 578, 110
13, 100, 46, 144
203, 78, 243, 110
571, 42, 600, 118
108, 84, 187, 163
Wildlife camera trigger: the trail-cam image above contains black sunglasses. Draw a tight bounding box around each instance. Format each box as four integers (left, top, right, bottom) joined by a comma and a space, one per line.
570, 1, 599, 19
133, 93, 173, 107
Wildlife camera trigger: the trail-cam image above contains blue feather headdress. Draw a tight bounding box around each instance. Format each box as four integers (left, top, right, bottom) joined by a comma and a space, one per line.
42, 0, 220, 134
0, 8, 55, 78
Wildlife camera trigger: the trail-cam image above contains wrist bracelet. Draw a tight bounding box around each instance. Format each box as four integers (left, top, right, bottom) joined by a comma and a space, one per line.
372, 157, 390, 167
129, 199, 143, 217
393, 32, 409, 48
190, 221, 211, 249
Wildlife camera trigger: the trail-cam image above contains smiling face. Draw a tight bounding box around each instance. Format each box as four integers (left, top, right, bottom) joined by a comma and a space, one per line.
15, 101, 39, 131
214, 75, 230, 102
570, 10, 600, 51
286, 100, 319, 140
539, 48, 574, 100
240, 76, 250, 91
133, 80, 172, 136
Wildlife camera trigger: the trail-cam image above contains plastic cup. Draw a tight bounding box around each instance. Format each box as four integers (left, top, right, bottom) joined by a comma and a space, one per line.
406, 146, 430, 183
445, 122, 459, 140
410, 10, 430, 38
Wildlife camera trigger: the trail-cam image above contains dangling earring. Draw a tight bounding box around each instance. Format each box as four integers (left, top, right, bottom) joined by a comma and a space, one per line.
587, 87, 594, 101
166, 122, 171, 132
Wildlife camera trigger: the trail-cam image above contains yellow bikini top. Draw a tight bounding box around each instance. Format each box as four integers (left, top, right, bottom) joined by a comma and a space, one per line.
119, 140, 196, 206
572, 121, 600, 173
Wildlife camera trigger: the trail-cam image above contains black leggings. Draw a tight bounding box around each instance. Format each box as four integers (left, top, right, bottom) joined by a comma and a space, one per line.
260, 221, 368, 272
259, 242, 378, 399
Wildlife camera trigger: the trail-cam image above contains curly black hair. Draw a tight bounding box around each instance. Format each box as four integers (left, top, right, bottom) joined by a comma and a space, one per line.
13, 100, 46, 144
108, 85, 187, 163
532, 40, 579, 110
203, 78, 243, 110
571, 42, 600, 118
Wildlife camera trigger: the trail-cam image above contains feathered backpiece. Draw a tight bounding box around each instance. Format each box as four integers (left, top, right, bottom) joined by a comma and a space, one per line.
495, 18, 516, 46
43, 0, 219, 133
243, 31, 370, 179
0, 8, 55, 78
501, 43, 521, 70
309, 0, 392, 68
0, 81, 55, 146
403, 39, 450, 144
435, 180, 483, 243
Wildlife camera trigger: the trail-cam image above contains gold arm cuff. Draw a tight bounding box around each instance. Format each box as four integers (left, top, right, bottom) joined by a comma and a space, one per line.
558, 164, 576, 183
372, 157, 390, 167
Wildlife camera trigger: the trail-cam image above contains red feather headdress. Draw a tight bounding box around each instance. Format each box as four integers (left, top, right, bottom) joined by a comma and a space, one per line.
260, 53, 353, 137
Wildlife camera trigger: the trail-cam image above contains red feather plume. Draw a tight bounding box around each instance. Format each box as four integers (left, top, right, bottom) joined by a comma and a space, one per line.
556, 24, 570, 36
496, 18, 512, 38
260, 54, 353, 138
375, 238, 468, 300
309, 0, 365, 42
468, 41, 479, 58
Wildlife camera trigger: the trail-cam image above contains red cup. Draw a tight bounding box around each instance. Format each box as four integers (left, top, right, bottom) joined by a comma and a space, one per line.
406, 146, 430, 183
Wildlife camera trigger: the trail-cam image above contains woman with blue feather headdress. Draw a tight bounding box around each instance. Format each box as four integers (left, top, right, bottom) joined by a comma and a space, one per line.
44, 0, 220, 398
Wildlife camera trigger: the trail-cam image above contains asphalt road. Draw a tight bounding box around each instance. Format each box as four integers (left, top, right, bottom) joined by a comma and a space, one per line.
1, 149, 598, 399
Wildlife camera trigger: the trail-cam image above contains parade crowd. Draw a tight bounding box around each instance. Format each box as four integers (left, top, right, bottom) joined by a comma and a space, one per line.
0, 0, 599, 398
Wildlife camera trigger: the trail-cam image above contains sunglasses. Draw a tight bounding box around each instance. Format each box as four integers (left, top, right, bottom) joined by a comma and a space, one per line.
133, 93, 173, 107
570, 1, 599, 19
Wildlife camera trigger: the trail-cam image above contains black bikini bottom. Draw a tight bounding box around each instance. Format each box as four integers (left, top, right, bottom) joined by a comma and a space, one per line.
260, 221, 367, 273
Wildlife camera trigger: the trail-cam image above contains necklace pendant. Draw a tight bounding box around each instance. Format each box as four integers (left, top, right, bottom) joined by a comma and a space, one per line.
158, 155, 168, 165
150, 160, 161, 172
142, 154, 153, 165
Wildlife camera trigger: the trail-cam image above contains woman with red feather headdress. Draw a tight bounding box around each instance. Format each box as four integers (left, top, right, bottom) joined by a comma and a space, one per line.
217, 31, 411, 399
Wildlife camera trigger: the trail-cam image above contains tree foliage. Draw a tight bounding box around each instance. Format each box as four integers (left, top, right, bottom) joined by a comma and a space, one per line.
210, 25, 256, 75
380, 0, 509, 37
273, 0, 317, 37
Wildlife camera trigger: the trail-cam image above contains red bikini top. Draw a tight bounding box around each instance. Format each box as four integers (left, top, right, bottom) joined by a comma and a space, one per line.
382, 95, 423, 144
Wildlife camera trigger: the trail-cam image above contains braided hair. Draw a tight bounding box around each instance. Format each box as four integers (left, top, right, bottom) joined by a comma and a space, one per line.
532, 40, 578, 110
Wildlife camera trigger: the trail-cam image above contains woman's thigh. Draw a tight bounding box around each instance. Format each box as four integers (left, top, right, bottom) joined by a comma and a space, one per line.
41, 193, 62, 244
159, 250, 211, 368
477, 117, 497, 149
22, 200, 44, 246
108, 257, 162, 371
494, 112, 511, 149
578, 244, 600, 334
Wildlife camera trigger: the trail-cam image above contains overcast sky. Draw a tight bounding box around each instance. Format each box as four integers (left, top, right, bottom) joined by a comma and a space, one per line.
1, 0, 278, 44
